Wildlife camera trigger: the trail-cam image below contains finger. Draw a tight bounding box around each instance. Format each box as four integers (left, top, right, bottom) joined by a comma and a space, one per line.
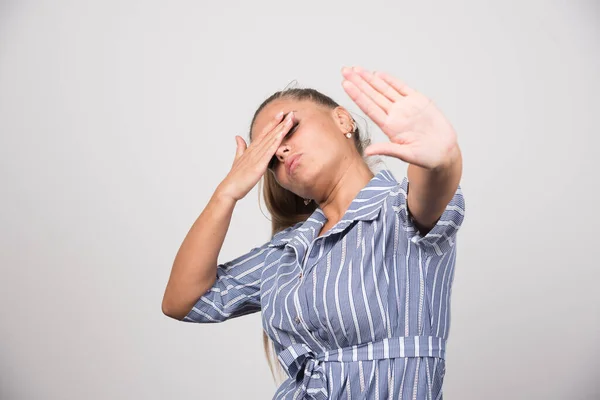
341, 80, 387, 127
252, 111, 293, 154
255, 110, 286, 140
234, 135, 247, 159
373, 71, 415, 96
266, 112, 295, 152
254, 112, 294, 162
264, 111, 296, 166
342, 66, 392, 113
264, 111, 294, 146
353, 66, 403, 103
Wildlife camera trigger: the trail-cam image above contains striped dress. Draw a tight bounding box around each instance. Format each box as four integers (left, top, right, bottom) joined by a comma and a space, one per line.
183, 169, 466, 399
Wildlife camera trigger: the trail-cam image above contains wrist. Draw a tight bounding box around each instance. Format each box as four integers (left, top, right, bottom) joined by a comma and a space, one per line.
433, 143, 461, 172
214, 183, 240, 204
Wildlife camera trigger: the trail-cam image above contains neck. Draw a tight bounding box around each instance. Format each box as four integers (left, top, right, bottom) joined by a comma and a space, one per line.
315, 157, 374, 225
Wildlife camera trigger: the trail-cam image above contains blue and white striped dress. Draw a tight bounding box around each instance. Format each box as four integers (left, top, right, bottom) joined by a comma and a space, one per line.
183, 169, 466, 399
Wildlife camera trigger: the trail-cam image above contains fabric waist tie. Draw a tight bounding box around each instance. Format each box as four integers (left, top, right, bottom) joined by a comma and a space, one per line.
277, 335, 446, 400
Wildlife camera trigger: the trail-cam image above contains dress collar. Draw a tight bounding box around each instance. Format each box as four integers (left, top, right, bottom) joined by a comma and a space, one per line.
268, 169, 399, 247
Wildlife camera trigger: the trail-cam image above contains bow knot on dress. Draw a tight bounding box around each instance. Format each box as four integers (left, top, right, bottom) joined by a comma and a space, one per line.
278, 343, 329, 400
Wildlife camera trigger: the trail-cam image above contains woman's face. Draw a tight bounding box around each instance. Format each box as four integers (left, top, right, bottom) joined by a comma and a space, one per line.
251, 98, 356, 199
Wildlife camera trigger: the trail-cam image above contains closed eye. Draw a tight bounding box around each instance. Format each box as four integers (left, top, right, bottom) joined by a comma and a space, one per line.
288, 121, 299, 136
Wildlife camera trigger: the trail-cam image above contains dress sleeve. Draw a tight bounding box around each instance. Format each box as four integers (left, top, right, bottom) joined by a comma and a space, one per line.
393, 176, 466, 256
182, 240, 273, 323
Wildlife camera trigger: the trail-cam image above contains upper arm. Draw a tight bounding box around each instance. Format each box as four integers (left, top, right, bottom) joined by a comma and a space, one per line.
406, 179, 448, 236
182, 241, 273, 323
394, 177, 466, 256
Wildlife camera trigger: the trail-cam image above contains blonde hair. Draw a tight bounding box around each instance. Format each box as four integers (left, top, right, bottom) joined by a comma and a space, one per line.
248, 86, 377, 385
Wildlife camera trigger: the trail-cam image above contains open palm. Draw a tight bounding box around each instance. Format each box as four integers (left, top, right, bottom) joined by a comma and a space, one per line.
341, 66, 458, 170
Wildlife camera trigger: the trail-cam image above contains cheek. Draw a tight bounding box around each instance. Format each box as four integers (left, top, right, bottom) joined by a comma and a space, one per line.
312, 136, 341, 160
304, 130, 332, 153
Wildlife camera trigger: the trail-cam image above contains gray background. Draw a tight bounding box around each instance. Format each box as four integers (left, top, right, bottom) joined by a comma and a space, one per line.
1, 0, 599, 399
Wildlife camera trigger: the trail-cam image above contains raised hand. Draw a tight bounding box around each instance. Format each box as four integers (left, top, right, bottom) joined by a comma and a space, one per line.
341, 66, 459, 170
217, 111, 295, 201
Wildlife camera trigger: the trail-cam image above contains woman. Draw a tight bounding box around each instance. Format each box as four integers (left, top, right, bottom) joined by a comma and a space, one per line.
162, 66, 465, 399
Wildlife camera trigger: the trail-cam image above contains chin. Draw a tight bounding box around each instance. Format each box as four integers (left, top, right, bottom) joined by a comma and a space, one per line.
276, 166, 318, 197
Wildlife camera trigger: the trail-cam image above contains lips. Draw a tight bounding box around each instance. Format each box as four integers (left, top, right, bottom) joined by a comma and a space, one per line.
285, 154, 302, 175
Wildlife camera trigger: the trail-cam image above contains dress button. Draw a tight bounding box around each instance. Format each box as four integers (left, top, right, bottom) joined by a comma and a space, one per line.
298, 272, 303, 279
295, 316, 300, 324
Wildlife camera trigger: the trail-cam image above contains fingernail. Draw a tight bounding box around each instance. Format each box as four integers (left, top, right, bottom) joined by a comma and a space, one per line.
276, 111, 284, 119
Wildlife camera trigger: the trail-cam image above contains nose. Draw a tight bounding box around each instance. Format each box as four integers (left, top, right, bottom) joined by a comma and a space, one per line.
275, 143, 291, 162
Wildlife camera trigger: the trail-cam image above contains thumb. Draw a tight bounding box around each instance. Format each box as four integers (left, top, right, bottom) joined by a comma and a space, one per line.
234, 135, 247, 159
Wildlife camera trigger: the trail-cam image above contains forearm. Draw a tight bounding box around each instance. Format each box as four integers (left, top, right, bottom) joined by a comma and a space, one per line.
162, 186, 237, 319
407, 145, 463, 231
